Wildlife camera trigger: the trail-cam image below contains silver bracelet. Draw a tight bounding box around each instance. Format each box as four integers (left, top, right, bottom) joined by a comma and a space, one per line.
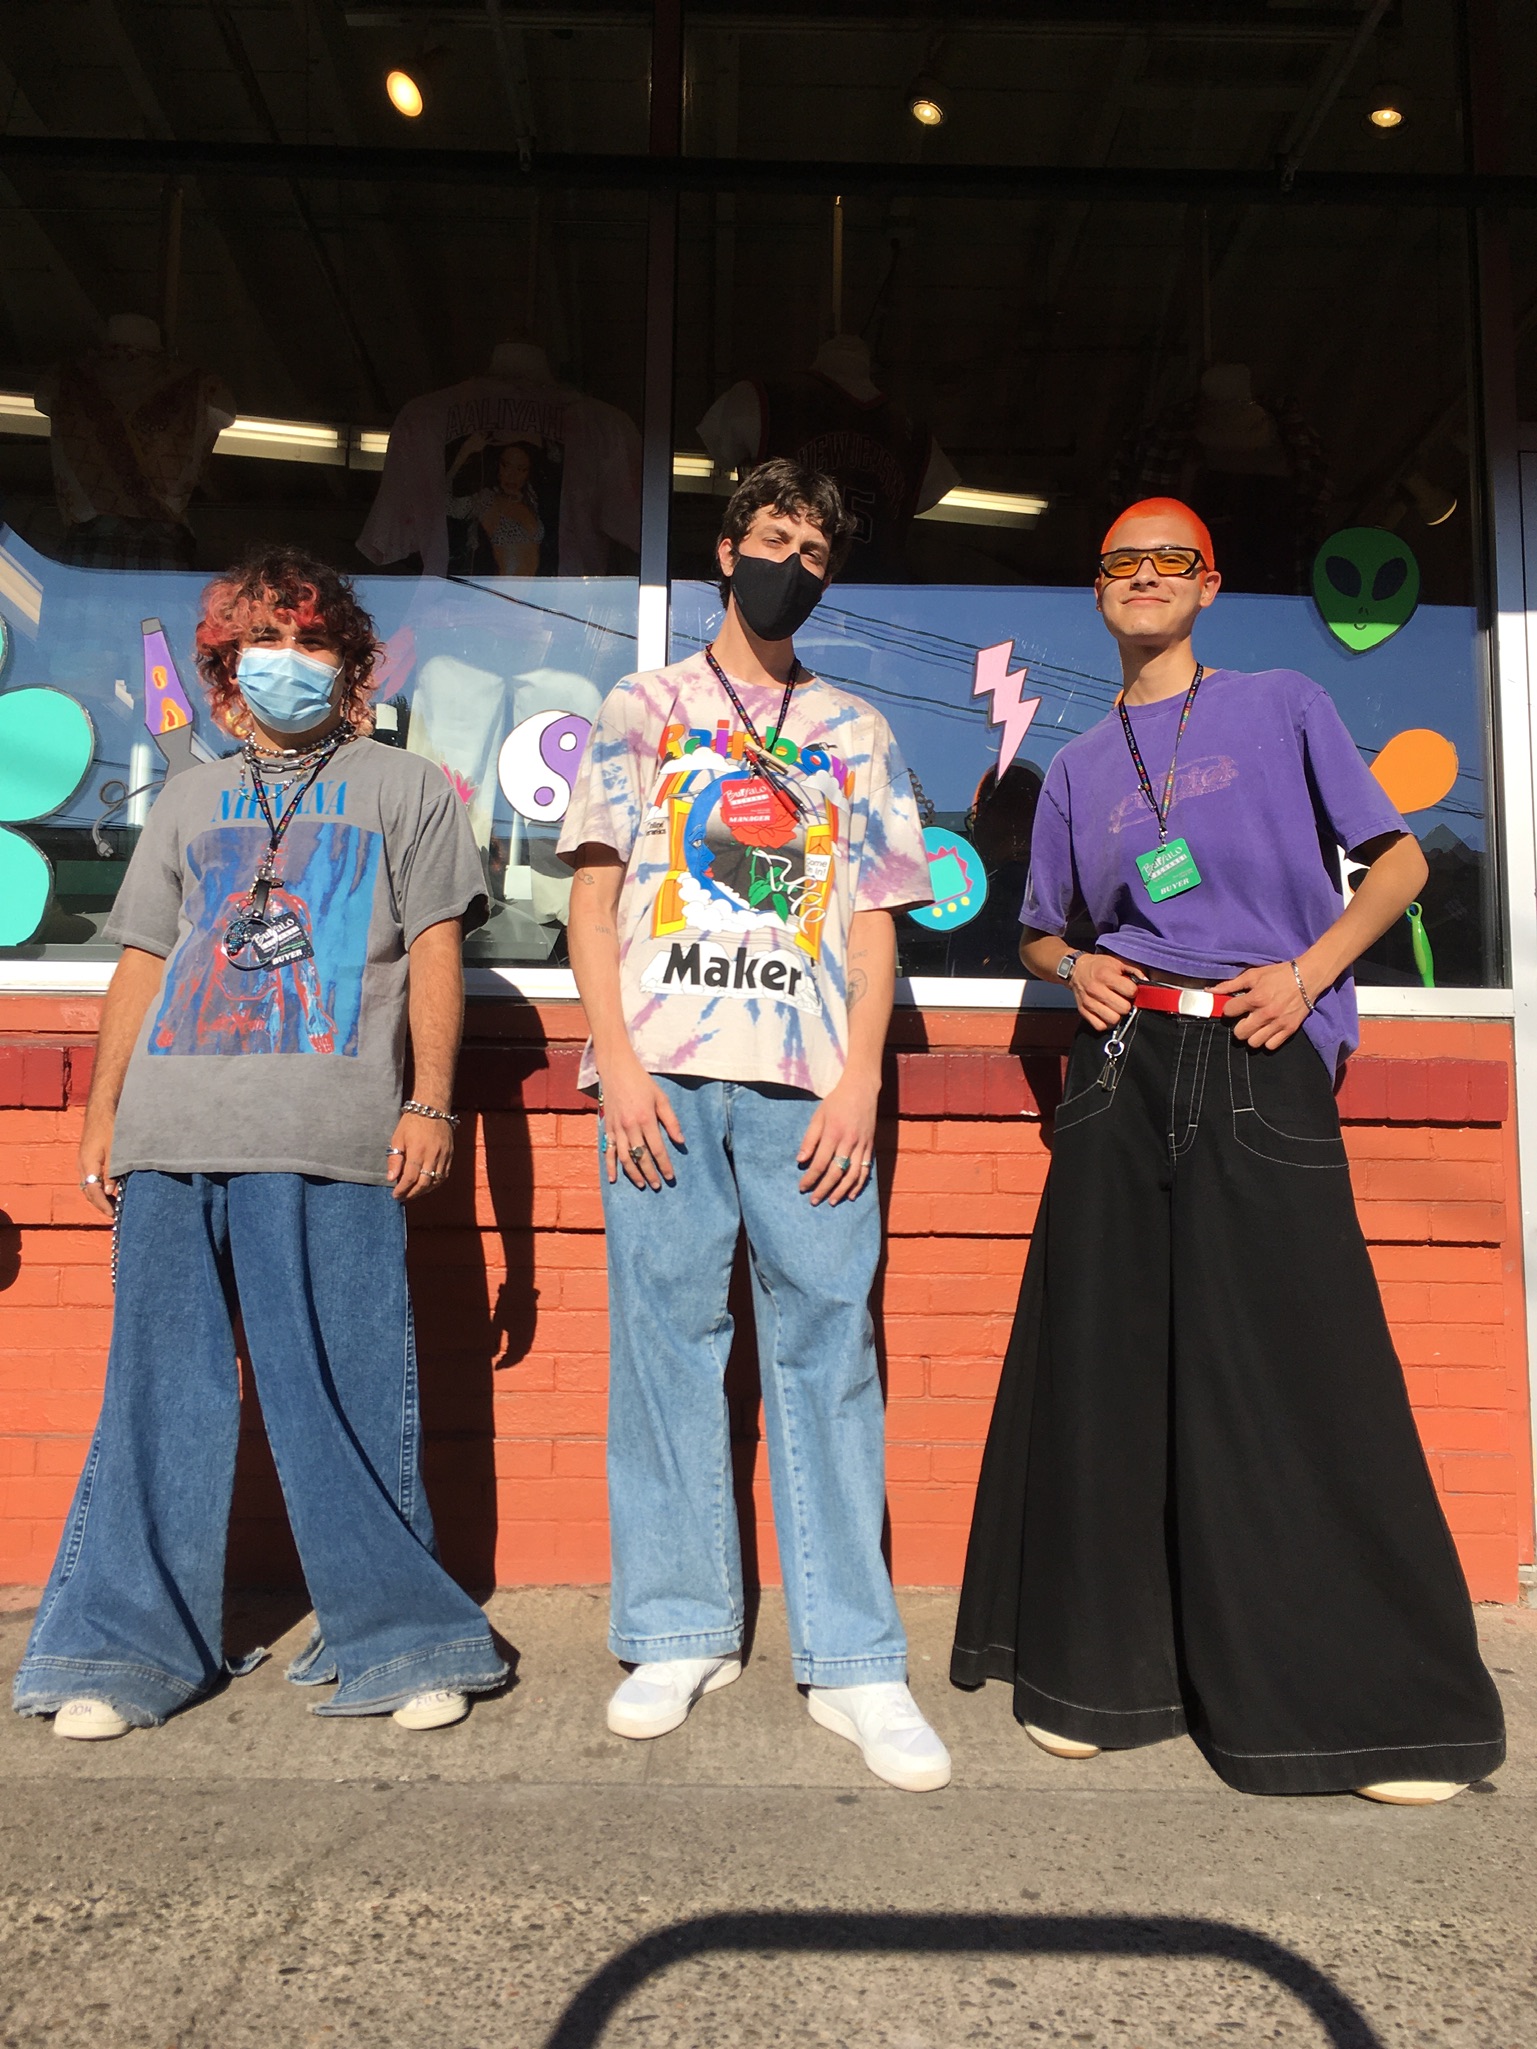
1289, 960, 1314, 1013
401, 1099, 460, 1129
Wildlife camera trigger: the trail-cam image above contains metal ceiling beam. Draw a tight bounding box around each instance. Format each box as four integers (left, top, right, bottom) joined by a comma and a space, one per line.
283, 0, 436, 401
341, 5, 1362, 36
203, 0, 390, 412
0, 53, 102, 337
2, 133, 1531, 209
81, 0, 304, 408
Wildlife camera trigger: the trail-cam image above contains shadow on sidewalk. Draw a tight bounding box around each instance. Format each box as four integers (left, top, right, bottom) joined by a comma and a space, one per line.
542, 1909, 1384, 2049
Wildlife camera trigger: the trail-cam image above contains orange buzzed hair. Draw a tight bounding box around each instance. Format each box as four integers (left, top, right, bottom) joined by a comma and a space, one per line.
1101, 497, 1215, 572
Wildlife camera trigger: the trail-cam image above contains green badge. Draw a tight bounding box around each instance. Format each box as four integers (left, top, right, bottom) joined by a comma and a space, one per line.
1135, 837, 1202, 903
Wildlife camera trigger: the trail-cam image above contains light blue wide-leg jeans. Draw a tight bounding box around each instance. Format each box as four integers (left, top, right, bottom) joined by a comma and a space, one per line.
13, 1171, 506, 1725
600, 1075, 907, 1687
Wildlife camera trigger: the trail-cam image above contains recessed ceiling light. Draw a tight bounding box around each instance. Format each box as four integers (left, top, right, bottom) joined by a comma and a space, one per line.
386, 67, 425, 118
1369, 102, 1404, 129
907, 73, 947, 126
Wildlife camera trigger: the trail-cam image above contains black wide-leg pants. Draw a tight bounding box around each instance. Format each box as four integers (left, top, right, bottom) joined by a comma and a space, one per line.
951, 1008, 1505, 1795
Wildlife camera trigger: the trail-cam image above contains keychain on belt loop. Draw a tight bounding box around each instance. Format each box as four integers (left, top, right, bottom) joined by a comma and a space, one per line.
1097, 1013, 1133, 1091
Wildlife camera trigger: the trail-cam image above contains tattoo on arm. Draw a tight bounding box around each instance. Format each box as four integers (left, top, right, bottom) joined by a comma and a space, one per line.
847, 968, 869, 1010
574, 869, 597, 888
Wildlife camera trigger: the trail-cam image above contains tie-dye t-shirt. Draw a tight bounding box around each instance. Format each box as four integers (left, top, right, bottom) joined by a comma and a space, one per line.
557, 651, 932, 1097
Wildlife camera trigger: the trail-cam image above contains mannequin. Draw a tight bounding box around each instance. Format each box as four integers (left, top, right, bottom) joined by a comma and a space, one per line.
698, 333, 958, 582
1112, 362, 1330, 595
35, 314, 235, 571
489, 341, 556, 385
358, 336, 641, 580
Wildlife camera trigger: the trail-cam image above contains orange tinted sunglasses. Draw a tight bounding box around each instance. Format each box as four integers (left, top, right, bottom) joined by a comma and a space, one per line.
1098, 546, 1206, 579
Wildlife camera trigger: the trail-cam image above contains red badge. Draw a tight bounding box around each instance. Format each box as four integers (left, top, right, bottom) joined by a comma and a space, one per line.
718, 771, 798, 848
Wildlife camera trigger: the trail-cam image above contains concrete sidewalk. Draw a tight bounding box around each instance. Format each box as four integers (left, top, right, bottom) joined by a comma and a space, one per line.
1, 1589, 1534, 2048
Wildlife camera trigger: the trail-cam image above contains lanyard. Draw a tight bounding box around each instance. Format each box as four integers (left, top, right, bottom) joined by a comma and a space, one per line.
241, 729, 346, 912
703, 643, 809, 817
1117, 664, 1203, 845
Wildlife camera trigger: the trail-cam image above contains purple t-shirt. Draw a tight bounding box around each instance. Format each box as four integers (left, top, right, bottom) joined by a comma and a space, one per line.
1020, 668, 1409, 1079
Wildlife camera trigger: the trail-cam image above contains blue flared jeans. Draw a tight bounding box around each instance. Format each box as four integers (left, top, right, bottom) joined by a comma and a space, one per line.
600, 1076, 907, 1687
13, 1171, 506, 1726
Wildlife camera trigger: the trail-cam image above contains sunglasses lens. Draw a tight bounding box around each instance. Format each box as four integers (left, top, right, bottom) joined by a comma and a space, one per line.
1099, 548, 1203, 577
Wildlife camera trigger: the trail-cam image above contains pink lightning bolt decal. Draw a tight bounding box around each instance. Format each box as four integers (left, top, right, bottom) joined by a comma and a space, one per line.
972, 640, 1042, 775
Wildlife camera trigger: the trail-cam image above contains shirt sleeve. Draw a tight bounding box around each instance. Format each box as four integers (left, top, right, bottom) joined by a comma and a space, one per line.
853, 718, 934, 912
1018, 758, 1077, 933
557, 677, 650, 866
1299, 683, 1410, 855
357, 404, 428, 567
102, 780, 185, 958
396, 768, 490, 946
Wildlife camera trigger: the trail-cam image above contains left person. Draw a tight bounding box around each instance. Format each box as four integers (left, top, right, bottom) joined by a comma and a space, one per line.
13, 546, 508, 1740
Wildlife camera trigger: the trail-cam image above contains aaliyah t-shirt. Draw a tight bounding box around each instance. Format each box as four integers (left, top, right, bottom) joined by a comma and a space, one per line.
558, 652, 933, 1098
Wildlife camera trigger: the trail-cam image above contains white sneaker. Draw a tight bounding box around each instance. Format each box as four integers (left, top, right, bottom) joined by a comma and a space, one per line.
1356, 1779, 1467, 1805
806, 1680, 952, 1792
53, 1698, 131, 1741
391, 1689, 469, 1731
607, 1655, 741, 1739
1024, 1722, 1102, 1760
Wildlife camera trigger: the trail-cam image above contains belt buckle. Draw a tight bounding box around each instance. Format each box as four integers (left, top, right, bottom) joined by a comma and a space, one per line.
1177, 988, 1215, 1019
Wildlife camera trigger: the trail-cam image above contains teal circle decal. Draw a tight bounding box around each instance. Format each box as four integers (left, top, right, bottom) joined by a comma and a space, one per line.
0, 687, 95, 824
0, 826, 53, 945
909, 827, 988, 931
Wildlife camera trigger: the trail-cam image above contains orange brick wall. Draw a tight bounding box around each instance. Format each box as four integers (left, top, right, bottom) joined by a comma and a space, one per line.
0, 996, 1530, 1602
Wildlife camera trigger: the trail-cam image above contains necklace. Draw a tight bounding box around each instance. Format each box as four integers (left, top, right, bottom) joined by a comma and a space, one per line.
703, 644, 809, 819
224, 723, 351, 964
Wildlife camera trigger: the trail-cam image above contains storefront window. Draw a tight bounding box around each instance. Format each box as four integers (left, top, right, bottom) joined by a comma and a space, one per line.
669, 188, 1493, 987
0, 170, 647, 969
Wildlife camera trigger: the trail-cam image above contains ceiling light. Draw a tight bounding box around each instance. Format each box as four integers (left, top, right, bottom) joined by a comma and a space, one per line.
1403, 472, 1457, 527
917, 487, 1047, 530
1369, 101, 1404, 129
386, 66, 425, 117
908, 77, 946, 127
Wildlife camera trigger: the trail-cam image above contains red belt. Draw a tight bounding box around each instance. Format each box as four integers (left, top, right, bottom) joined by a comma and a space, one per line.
1132, 983, 1231, 1019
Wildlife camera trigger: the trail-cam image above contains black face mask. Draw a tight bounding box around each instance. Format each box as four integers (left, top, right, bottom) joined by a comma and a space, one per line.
726, 549, 827, 642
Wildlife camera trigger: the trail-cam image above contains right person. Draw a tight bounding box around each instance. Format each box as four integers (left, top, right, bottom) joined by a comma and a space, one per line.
949, 495, 1505, 1803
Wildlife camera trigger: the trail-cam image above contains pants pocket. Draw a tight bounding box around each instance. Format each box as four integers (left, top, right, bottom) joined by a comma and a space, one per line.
1227, 1030, 1349, 1169
1053, 1015, 1135, 1134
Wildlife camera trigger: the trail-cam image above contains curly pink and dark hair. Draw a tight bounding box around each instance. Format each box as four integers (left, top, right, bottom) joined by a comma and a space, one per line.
194, 546, 383, 738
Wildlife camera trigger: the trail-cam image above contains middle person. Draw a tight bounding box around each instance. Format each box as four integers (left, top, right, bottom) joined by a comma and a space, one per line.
559, 458, 950, 1792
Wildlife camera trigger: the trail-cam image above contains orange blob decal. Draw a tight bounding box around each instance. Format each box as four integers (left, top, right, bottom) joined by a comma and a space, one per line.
1371, 728, 1458, 815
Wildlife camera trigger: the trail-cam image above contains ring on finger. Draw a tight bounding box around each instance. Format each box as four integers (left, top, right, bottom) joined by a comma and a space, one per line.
81, 1173, 101, 1187
835, 1154, 852, 1173
629, 1144, 646, 1164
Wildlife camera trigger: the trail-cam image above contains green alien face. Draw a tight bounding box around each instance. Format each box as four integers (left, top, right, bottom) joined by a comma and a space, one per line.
1312, 528, 1420, 652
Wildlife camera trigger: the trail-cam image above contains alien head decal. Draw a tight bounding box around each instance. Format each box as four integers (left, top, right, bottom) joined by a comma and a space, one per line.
1312, 528, 1420, 652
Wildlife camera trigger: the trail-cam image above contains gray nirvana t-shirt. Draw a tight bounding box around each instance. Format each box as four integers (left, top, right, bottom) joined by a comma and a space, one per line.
107, 736, 487, 1184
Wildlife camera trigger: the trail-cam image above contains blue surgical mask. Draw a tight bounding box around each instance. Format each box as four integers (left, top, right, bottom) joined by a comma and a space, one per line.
235, 645, 342, 734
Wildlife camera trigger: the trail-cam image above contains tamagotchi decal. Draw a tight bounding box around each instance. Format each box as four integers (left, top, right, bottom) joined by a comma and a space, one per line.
1312, 529, 1420, 652
909, 827, 988, 931
498, 708, 593, 823
0, 686, 96, 946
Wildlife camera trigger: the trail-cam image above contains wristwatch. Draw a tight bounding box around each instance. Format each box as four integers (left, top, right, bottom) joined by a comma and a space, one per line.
1055, 950, 1082, 983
